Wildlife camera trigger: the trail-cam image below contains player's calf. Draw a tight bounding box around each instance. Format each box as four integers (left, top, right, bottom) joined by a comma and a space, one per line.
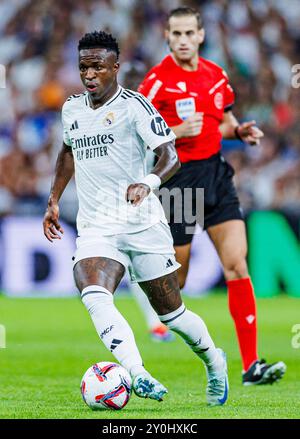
141, 272, 229, 405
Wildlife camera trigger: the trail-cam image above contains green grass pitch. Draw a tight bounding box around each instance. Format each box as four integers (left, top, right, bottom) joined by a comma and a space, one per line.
0, 293, 299, 419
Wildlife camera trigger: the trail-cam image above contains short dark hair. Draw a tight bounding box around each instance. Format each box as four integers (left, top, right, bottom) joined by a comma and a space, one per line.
167, 7, 203, 29
78, 31, 120, 60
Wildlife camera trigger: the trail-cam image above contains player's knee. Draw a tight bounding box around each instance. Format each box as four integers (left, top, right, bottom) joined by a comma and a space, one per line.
224, 258, 248, 280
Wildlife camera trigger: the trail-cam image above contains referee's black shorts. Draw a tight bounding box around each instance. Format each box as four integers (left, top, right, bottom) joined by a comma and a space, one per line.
159, 152, 243, 246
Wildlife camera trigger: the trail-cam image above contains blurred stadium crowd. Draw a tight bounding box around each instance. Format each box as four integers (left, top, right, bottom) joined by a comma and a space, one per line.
0, 0, 299, 222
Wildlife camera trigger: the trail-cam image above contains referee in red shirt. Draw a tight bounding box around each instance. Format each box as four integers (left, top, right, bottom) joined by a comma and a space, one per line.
139, 6, 286, 385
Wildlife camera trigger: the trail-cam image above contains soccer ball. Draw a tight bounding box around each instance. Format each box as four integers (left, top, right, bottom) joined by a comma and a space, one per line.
80, 361, 132, 410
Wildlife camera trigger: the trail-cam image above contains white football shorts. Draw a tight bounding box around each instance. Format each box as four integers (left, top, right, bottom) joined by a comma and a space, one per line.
72, 221, 181, 283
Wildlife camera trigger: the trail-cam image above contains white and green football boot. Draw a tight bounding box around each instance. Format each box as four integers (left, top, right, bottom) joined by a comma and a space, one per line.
206, 348, 229, 406
132, 372, 168, 402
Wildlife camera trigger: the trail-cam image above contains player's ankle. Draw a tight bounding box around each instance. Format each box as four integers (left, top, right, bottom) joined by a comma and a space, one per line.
130, 365, 147, 378
206, 348, 224, 373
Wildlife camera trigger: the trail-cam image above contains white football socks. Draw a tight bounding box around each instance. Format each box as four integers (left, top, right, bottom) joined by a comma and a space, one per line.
159, 304, 223, 372
130, 282, 161, 330
81, 285, 145, 377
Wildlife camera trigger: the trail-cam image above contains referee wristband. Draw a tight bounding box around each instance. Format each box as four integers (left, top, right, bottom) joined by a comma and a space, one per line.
140, 173, 161, 191
234, 125, 244, 142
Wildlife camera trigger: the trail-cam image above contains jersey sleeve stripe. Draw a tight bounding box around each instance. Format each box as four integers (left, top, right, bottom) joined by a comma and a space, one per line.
122, 90, 135, 98
123, 89, 135, 97
121, 89, 158, 116
146, 79, 163, 101
208, 78, 226, 95
134, 96, 153, 115
124, 89, 157, 115
137, 94, 157, 115
66, 93, 84, 101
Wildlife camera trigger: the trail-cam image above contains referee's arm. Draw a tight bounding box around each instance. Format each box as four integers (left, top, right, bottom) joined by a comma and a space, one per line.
219, 111, 264, 145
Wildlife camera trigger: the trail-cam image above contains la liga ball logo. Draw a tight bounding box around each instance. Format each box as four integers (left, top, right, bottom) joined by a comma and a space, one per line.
81, 361, 132, 410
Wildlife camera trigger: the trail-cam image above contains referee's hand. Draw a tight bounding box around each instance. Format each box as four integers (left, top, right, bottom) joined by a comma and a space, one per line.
177, 112, 203, 138
43, 202, 64, 242
126, 183, 151, 207
237, 120, 264, 145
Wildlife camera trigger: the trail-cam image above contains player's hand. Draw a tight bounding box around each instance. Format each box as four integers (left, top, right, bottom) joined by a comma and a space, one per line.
236, 121, 264, 145
178, 112, 203, 138
126, 183, 151, 207
43, 201, 64, 242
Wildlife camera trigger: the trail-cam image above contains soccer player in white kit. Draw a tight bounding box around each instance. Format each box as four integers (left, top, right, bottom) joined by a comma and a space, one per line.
43, 31, 228, 405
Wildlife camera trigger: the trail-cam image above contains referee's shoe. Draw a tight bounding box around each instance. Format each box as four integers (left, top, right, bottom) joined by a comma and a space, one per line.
242, 359, 287, 385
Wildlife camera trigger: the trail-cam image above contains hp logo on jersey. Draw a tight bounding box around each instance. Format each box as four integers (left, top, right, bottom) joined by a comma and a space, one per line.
151, 116, 171, 136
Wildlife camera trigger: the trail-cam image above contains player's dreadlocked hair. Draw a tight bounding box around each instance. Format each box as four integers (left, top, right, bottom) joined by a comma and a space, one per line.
78, 31, 120, 60
167, 7, 203, 29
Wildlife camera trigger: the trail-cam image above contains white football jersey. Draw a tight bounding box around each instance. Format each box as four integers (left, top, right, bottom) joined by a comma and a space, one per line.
62, 85, 176, 235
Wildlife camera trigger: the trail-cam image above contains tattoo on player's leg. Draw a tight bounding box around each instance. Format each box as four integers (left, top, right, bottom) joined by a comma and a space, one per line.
73, 257, 125, 293
139, 272, 182, 315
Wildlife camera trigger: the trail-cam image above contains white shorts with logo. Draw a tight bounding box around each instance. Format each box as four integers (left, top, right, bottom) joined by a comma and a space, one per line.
73, 222, 181, 283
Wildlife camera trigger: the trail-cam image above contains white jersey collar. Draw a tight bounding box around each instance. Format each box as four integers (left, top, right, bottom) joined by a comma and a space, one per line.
86, 85, 123, 110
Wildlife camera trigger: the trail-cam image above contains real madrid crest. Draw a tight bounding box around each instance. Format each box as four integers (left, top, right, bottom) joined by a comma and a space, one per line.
103, 112, 115, 127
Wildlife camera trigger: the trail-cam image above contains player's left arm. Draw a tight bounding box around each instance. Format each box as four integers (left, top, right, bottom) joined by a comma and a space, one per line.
126, 139, 180, 207
219, 111, 264, 146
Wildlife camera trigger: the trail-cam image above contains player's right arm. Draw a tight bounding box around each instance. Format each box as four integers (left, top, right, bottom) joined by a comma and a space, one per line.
126, 139, 180, 207
43, 142, 74, 242
126, 92, 180, 206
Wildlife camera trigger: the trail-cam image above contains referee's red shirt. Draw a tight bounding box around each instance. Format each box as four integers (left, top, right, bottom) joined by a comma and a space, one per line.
138, 54, 235, 163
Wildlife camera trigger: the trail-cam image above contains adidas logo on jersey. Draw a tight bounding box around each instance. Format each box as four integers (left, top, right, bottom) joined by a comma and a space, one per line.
70, 120, 79, 131
166, 258, 173, 268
